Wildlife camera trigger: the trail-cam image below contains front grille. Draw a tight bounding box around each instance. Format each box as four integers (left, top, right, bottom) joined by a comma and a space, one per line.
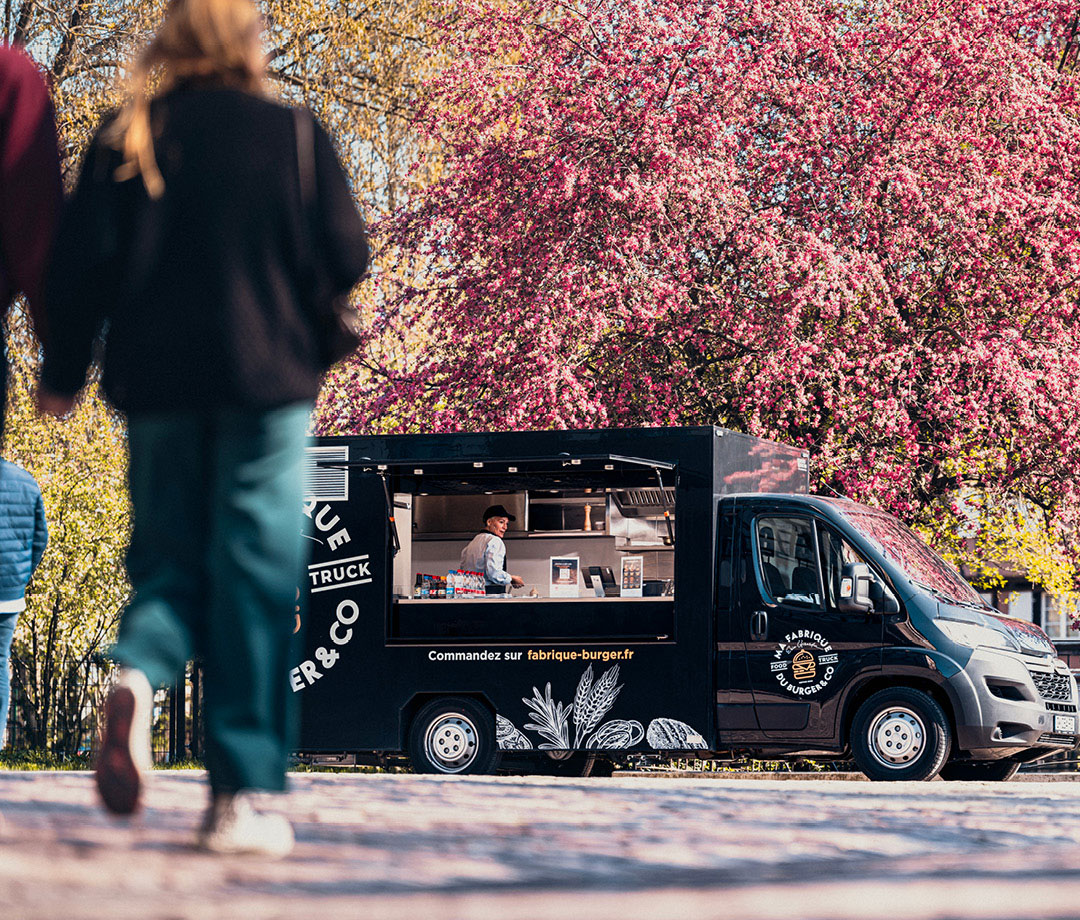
1045, 701, 1077, 713
1029, 670, 1074, 702
1039, 732, 1079, 746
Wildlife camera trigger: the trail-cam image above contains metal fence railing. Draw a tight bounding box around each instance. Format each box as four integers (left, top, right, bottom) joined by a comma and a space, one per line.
4, 661, 203, 765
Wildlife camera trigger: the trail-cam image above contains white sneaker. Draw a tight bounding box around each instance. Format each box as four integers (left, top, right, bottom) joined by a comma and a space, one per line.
196, 791, 294, 857
95, 668, 153, 815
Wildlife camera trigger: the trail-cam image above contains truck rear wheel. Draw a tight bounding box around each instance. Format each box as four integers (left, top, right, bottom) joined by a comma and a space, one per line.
408, 697, 499, 775
851, 687, 951, 781
938, 759, 1021, 782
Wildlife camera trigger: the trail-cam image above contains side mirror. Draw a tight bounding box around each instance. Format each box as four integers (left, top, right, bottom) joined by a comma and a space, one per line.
839, 563, 874, 614
868, 578, 900, 615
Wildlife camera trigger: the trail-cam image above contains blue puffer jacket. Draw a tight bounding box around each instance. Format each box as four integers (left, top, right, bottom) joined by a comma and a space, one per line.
0, 459, 47, 603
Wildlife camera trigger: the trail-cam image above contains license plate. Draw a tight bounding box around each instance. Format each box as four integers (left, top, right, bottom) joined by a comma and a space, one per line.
1054, 714, 1077, 734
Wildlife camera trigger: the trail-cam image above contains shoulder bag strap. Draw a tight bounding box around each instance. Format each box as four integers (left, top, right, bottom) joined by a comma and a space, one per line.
293, 106, 315, 215
293, 106, 316, 287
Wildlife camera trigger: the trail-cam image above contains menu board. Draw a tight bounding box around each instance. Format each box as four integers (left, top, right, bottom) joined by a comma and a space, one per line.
620, 555, 643, 597
549, 556, 580, 598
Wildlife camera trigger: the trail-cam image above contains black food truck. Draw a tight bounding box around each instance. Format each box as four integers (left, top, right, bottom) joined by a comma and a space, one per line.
294, 426, 1079, 781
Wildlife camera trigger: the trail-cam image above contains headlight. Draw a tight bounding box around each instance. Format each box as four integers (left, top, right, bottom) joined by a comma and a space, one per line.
1012, 629, 1057, 657
937, 619, 1019, 652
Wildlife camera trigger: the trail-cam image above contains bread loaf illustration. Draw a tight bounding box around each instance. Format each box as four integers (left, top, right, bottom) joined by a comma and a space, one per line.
496, 714, 533, 750
646, 717, 707, 749
586, 719, 644, 749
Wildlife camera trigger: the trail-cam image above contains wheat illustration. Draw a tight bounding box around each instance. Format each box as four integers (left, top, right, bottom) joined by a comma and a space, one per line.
572, 665, 595, 727
523, 682, 571, 749
573, 665, 623, 747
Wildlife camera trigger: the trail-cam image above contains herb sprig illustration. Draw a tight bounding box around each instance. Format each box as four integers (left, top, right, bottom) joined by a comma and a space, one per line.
523, 682, 571, 748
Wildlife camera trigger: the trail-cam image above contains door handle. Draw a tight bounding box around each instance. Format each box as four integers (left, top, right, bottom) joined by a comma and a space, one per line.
751, 609, 769, 641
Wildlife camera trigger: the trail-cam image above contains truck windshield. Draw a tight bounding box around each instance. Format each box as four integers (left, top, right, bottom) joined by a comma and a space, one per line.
839, 509, 984, 607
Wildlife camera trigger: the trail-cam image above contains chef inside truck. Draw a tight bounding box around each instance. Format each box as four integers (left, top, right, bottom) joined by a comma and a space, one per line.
459, 505, 526, 595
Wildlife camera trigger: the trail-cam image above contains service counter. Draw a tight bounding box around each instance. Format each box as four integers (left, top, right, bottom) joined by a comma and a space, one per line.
390, 596, 675, 642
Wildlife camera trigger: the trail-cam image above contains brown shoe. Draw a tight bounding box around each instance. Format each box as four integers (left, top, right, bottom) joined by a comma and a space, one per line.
95, 669, 152, 816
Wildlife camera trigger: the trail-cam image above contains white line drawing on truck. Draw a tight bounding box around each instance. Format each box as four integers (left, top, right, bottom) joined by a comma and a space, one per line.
500, 665, 705, 751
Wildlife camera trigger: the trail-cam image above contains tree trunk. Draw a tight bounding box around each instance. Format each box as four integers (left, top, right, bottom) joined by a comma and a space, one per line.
12, 0, 34, 47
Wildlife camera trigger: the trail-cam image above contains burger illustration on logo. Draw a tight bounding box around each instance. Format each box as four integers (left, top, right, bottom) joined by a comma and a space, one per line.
791, 648, 817, 682
770, 631, 838, 696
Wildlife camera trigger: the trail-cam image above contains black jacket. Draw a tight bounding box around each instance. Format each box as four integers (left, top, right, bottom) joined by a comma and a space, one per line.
43, 84, 369, 412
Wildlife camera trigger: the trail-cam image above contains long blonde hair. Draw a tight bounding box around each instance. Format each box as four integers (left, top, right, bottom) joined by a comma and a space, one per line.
107, 0, 267, 197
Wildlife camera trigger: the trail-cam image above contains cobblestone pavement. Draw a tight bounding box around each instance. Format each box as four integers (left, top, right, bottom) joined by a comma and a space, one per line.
4, 770, 1080, 920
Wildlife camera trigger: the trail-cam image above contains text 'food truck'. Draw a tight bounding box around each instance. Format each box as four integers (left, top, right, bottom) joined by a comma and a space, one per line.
294, 427, 1079, 781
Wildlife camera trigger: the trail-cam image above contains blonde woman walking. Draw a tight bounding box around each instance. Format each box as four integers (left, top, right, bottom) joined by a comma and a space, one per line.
40, 0, 369, 855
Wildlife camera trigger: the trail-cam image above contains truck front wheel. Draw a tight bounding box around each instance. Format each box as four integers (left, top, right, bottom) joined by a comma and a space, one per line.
938, 759, 1021, 782
408, 697, 499, 775
851, 687, 951, 781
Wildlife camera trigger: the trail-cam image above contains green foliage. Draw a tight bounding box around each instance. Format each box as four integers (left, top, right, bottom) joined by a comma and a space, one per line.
0, 748, 92, 770
154, 758, 205, 770
924, 493, 1079, 606
3, 305, 130, 755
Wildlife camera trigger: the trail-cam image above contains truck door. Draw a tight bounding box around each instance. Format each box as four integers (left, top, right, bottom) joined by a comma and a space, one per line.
715, 501, 760, 730
736, 502, 884, 738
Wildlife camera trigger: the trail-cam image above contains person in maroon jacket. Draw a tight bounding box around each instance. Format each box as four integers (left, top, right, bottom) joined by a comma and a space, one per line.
0, 45, 62, 434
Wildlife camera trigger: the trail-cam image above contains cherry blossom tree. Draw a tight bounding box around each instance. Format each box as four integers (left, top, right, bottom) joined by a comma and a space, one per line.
318, 0, 1080, 596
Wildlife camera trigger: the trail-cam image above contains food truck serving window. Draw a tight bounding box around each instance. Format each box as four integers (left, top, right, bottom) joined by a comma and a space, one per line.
327, 453, 680, 643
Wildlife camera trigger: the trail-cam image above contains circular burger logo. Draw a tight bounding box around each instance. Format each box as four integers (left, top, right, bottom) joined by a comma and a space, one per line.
770, 630, 839, 696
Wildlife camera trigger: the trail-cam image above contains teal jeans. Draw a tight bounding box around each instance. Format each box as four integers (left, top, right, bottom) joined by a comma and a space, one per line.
113, 403, 311, 793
